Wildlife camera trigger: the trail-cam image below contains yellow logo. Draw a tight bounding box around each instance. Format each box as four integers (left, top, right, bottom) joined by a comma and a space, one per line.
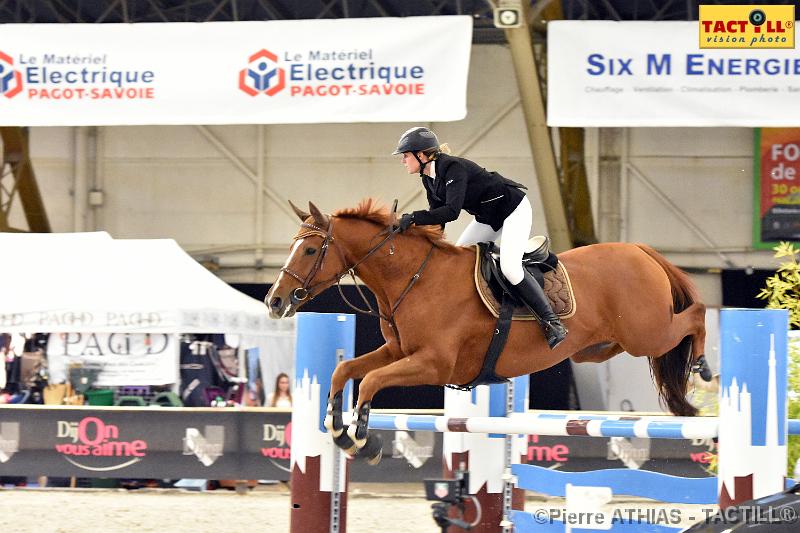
699, 5, 795, 49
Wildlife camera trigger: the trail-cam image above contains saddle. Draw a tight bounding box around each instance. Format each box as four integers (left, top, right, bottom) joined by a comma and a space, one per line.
459, 236, 577, 389
473, 236, 576, 320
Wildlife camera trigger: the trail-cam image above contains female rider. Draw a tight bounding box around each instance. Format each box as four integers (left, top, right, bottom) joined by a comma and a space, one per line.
393, 126, 567, 349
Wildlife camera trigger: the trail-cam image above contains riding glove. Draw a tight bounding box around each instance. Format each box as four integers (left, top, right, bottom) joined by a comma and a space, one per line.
398, 213, 415, 232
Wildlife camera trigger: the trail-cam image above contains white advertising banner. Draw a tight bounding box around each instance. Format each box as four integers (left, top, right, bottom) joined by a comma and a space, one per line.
0, 17, 472, 126
47, 333, 179, 386
548, 21, 800, 127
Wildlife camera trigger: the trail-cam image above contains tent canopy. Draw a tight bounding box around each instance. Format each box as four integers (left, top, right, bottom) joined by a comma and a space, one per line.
0, 232, 284, 335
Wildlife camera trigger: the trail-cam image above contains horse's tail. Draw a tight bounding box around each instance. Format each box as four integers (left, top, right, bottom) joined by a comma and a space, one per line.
636, 244, 699, 417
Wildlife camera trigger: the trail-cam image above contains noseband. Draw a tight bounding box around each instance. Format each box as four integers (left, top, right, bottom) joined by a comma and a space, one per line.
279, 216, 435, 339
280, 218, 351, 305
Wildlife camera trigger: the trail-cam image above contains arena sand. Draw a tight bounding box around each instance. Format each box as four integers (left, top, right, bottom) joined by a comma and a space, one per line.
0, 483, 713, 532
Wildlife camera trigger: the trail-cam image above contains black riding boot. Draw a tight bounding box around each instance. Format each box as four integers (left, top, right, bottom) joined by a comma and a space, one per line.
512, 271, 568, 349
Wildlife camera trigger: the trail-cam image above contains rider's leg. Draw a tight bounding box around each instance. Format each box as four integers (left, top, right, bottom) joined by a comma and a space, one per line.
500, 196, 567, 349
456, 219, 499, 246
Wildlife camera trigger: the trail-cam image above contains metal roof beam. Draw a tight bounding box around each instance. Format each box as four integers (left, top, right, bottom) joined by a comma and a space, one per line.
96, 0, 121, 22
316, 0, 339, 18
145, 0, 170, 21
204, 0, 230, 21
367, 0, 391, 17
0, 128, 51, 233
258, 0, 287, 20
43, 0, 70, 22
653, 0, 677, 21
52, 0, 82, 21
599, 0, 621, 21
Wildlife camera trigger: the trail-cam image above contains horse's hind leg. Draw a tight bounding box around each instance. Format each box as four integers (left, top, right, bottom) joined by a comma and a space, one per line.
624, 301, 706, 359
348, 351, 445, 464
671, 301, 711, 381
685, 303, 711, 381
647, 301, 711, 386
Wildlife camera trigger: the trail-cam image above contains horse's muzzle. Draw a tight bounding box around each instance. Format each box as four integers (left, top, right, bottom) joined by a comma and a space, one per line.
267, 295, 291, 319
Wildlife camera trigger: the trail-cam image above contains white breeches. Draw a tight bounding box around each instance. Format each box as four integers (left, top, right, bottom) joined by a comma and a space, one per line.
455, 196, 532, 285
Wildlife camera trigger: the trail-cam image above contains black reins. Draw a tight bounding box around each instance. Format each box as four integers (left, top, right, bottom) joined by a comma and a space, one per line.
280, 216, 435, 341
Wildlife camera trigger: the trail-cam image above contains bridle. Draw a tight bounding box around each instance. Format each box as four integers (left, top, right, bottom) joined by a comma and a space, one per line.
280, 216, 435, 339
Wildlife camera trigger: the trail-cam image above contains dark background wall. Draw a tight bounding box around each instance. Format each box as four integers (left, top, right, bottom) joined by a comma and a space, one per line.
234, 283, 575, 410
720, 268, 774, 309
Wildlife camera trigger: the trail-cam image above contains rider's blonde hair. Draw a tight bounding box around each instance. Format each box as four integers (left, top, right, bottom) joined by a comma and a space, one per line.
421, 143, 452, 159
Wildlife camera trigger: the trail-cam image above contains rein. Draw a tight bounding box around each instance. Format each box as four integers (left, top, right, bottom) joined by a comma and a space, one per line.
280, 216, 435, 340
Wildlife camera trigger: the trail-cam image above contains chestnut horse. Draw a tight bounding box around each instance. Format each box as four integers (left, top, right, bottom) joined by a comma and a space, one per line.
266, 199, 708, 463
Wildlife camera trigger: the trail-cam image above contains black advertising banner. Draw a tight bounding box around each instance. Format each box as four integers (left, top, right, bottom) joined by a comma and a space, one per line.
0, 406, 292, 480
351, 429, 442, 482
0, 407, 713, 481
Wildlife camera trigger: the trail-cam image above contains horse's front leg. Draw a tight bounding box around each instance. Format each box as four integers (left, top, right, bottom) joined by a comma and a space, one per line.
347, 350, 446, 464
324, 343, 399, 452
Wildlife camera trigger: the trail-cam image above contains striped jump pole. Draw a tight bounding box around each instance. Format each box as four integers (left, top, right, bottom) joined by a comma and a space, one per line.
718, 308, 789, 508
290, 312, 355, 533
442, 377, 529, 533
366, 412, 719, 440
366, 409, 799, 440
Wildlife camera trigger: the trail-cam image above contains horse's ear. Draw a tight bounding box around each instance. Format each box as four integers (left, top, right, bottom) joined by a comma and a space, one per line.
289, 200, 310, 222
308, 202, 329, 229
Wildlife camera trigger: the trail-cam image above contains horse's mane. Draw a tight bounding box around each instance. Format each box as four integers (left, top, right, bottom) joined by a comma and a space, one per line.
334, 198, 456, 250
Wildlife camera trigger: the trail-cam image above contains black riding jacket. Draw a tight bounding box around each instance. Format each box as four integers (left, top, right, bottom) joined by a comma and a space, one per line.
411, 154, 527, 231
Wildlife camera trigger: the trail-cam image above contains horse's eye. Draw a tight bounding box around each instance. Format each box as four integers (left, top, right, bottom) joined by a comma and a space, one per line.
305, 247, 317, 256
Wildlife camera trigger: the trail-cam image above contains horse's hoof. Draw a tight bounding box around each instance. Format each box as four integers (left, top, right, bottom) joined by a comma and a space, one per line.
361, 434, 384, 465
367, 449, 383, 465
692, 355, 713, 382
333, 431, 359, 456
347, 423, 367, 449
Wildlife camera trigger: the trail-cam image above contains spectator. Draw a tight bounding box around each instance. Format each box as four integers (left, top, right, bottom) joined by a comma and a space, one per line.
267, 373, 292, 408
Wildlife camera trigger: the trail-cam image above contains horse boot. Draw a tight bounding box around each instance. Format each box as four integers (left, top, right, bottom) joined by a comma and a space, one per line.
512, 270, 567, 349
324, 391, 345, 437
347, 401, 371, 448
324, 391, 358, 455
346, 401, 383, 465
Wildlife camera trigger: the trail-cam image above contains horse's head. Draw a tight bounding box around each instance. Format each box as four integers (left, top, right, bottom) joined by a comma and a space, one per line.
266, 201, 349, 319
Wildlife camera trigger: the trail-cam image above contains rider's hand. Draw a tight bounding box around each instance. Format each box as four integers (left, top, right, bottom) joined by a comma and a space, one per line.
398, 213, 415, 232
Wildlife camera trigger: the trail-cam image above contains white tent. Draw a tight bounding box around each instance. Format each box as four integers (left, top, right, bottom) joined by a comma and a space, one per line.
0, 232, 294, 389
0, 232, 286, 335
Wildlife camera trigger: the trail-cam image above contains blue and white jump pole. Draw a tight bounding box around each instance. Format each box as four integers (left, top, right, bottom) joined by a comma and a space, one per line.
290, 312, 355, 533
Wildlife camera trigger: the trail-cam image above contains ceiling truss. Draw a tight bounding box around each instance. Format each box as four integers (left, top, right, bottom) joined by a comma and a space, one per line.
3, 1, 794, 30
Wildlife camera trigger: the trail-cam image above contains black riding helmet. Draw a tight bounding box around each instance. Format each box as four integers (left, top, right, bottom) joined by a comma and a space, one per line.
392, 126, 440, 155
392, 127, 440, 176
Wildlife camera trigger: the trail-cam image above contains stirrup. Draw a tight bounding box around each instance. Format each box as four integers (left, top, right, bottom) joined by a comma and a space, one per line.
543, 320, 567, 349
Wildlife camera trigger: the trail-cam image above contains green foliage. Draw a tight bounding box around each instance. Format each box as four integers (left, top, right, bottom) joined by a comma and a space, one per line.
757, 242, 800, 329
757, 242, 800, 476
787, 339, 800, 478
